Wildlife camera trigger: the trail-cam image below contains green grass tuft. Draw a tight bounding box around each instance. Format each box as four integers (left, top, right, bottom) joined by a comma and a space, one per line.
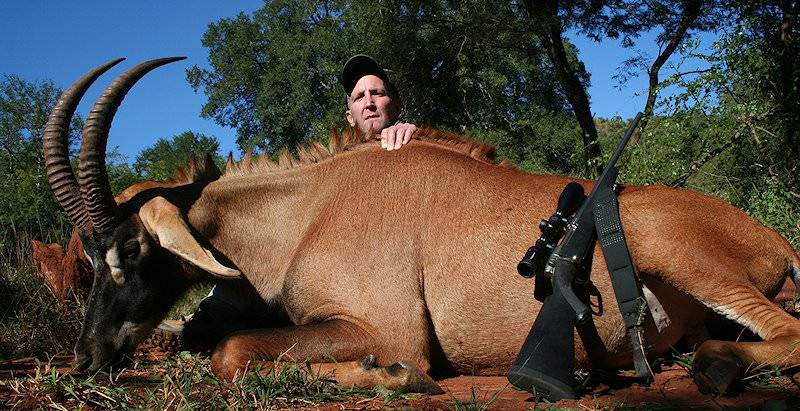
449, 385, 505, 411
1, 351, 413, 409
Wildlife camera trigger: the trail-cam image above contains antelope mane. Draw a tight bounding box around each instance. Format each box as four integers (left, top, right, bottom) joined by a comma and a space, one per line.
220, 127, 507, 179
118, 127, 508, 205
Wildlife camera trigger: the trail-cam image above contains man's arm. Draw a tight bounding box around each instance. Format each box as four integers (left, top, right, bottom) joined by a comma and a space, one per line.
379, 122, 417, 151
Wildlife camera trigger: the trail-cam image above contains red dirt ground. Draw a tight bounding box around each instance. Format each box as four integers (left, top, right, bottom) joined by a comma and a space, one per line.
2, 350, 799, 410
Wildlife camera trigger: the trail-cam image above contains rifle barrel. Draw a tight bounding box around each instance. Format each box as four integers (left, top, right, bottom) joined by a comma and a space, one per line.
607, 112, 643, 167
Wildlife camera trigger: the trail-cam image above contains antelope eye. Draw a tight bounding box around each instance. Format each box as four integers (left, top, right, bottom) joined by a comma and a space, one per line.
122, 239, 140, 260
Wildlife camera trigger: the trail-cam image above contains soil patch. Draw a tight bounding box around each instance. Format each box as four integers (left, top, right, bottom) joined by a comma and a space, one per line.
2, 349, 798, 410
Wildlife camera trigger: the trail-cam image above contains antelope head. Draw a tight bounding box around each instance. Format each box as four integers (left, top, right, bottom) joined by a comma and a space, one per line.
44, 58, 241, 373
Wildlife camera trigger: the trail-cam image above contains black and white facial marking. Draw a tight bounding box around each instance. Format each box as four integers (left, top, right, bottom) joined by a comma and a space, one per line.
74, 215, 189, 373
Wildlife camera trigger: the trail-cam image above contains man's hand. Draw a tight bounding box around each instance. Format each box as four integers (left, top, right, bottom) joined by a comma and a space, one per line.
379, 123, 417, 151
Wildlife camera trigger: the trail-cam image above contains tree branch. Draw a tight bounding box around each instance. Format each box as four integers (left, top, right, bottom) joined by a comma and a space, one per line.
670, 128, 743, 187
674, 68, 714, 77
634, 0, 704, 146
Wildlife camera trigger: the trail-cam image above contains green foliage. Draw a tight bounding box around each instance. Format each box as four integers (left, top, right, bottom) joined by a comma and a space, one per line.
613, 114, 731, 186
649, 2, 800, 248
0, 75, 78, 243
469, 112, 585, 175
105, 149, 141, 196
0, 75, 78, 164
0, 75, 144, 241
187, 4, 350, 154
133, 131, 223, 181
187, 0, 574, 155
737, 178, 800, 247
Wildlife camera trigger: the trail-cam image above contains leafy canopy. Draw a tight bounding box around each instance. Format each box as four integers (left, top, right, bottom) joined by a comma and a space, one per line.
134, 131, 223, 181
187, 0, 574, 155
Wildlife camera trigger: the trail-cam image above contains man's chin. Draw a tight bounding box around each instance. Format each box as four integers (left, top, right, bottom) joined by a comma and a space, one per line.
364, 118, 388, 133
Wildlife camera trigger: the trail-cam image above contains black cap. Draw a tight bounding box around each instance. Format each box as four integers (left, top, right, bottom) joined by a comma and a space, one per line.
340, 54, 393, 96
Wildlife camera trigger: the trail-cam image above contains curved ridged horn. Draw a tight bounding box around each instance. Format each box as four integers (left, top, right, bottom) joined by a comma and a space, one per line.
78, 57, 186, 234
44, 58, 125, 231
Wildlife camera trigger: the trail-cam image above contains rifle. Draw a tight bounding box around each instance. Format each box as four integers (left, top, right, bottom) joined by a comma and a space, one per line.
508, 113, 648, 400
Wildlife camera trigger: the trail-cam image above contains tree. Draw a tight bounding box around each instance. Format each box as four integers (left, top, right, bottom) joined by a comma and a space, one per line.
0, 74, 146, 247
521, 0, 724, 173
134, 131, 223, 181
612, 0, 800, 246
657, 1, 799, 187
187, 0, 574, 159
0, 75, 81, 165
189, 1, 731, 178
724, 0, 799, 185
523, 0, 600, 172
0, 75, 80, 240
186, 4, 350, 154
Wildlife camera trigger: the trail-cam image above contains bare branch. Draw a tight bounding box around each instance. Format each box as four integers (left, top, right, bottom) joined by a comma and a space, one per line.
634, 0, 705, 146
674, 68, 714, 77
670, 128, 743, 188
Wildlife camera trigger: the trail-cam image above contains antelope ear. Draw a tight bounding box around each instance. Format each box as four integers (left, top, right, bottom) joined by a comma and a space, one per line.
138, 197, 241, 279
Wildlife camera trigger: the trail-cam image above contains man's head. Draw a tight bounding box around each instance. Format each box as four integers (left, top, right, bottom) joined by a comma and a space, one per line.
341, 55, 401, 133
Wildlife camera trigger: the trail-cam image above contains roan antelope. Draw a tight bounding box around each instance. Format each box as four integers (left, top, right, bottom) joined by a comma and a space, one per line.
46, 58, 800, 395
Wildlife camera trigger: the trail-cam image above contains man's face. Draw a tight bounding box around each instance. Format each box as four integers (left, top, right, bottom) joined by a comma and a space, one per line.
346, 75, 399, 133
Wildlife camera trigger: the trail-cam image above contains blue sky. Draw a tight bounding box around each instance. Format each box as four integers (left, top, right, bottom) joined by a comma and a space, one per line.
1, 1, 709, 161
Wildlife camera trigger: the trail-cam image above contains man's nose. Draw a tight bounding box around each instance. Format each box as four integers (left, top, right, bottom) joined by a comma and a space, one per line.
364, 93, 375, 107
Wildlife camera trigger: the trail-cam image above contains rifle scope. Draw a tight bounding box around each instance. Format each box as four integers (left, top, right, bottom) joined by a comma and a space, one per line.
517, 182, 585, 278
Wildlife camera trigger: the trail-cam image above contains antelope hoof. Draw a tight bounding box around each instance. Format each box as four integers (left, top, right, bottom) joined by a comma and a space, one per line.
147, 319, 185, 353
386, 361, 445, 395
692, 343, 744, 395
359, 354, 378, 370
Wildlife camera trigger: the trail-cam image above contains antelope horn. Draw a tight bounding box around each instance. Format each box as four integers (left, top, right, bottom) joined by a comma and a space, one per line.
44, 58, 125, 231
78, 57, 186, 234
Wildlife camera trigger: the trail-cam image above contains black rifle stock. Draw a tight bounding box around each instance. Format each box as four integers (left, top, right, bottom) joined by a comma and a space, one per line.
508, 113, 643, 401
507, 257, 581, 400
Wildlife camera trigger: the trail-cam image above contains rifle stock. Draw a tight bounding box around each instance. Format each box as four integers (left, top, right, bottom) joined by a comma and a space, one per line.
508, 259, 582, 400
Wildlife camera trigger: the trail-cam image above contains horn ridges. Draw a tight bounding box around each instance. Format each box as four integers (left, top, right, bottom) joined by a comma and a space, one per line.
44, 58, 125, 230
78, 57, 186, 234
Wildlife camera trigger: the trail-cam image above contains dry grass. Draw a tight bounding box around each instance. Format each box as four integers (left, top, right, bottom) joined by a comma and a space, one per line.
0, 352, 417, 409
0, 227, 83, 361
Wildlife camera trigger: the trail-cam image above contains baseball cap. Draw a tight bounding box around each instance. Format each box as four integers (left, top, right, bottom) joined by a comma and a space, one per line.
340, 54, 394, 96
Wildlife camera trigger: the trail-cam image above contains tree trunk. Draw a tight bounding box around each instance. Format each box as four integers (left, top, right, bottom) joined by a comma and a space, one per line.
524, 0, 602, 175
